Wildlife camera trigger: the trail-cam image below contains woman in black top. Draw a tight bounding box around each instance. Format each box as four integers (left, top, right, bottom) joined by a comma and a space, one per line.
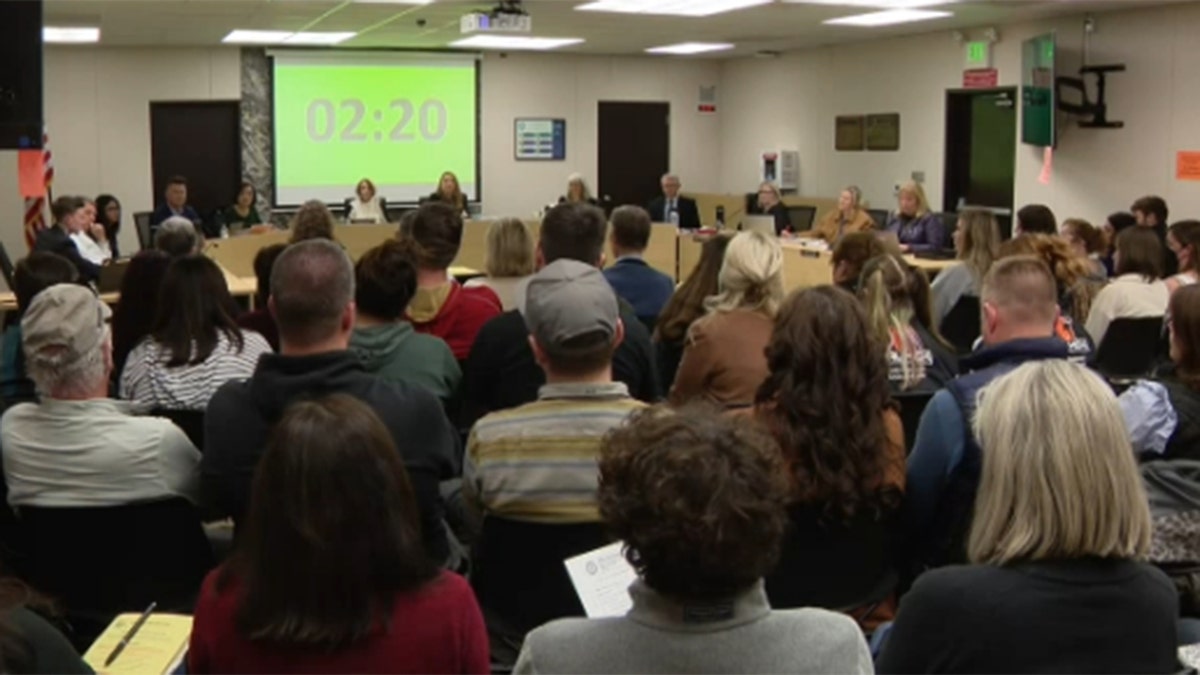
94, 194, 122, 259
427, 171, 468, 215
756, 181, 791, 236
878, 360, 1178, 674
558, 173, 598, 207
221, 182, 263, 233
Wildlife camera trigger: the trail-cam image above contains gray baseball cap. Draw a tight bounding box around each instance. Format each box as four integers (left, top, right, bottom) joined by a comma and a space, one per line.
22, 284, 111, 365
524, 259, 618, 352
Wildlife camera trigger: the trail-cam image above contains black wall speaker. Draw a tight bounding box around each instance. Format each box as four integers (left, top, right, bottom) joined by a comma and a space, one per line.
0, 0, 44, 150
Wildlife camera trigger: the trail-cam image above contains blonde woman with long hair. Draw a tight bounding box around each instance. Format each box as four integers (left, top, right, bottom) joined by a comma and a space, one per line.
859, 254, 957, 392
931, 209, 1002, 327
464, 218, 535, 312
883, 181, 945, 253
879, 360, 1177, 674
670, 231, 783, 408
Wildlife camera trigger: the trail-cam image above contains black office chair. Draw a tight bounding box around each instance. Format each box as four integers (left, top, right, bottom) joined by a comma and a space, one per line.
940, 295, 981, 356
787, 206, 817, 232
16, 497, 214, 649
867, 208, 890, 229
0, 241, 15, 291
1089, 316, 1167, 381
936, 212, 958, 250
893, 391, 935, 455
133, 211, 153, 251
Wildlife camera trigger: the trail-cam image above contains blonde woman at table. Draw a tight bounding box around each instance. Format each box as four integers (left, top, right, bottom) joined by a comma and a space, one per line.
348, 178, 386, 224
884, 182, 944, 253
670, 231, 783, 409
464, 218, 535, 312
931, 209, 1002, 328
801, 186, 875, 246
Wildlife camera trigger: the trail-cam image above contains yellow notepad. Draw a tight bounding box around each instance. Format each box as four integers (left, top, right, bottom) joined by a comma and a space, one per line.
83, 613, 192, 675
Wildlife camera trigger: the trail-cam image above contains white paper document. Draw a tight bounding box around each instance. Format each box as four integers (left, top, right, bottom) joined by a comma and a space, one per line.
564, 541, 638, 618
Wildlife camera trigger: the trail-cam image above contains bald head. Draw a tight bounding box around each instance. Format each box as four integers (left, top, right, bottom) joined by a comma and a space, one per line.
269, 239, 355, 349
980, 255, 1059, 344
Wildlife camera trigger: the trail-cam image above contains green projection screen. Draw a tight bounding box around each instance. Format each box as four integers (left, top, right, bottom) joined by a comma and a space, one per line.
271, 51, 478, 205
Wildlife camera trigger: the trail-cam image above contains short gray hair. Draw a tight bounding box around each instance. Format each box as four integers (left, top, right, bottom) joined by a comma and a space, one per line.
27, 334, 109, 399
661, 173, 681, 184
155, 216, 200, 257
270, 239, 355, 346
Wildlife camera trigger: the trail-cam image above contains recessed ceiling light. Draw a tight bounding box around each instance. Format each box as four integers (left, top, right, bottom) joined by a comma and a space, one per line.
352, 0, 434, 3
646, 42, 735, 55
284, 31, 357, 45
783, 0, 952, 7
824, 8, 953, 26
43, 26, 100, 44
576, 0, 772, 18
450, 35, 584, 51
222, 30, 294, 44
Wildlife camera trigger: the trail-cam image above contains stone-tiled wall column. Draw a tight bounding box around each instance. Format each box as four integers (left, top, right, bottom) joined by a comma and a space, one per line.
240, 48, 274, 218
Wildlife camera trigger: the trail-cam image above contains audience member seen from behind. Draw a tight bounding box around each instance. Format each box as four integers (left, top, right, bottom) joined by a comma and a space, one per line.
150, 175, 205, 236
120, 256, 272, 413
1060, 218, 1107, 280
428, 171, 468, 215
463, 203, 659, 423
514, 406, 872, 674
904, 257, 1068, 569
0, 578, 93, 673
931, 209, 1002, 328
1101, 211, 1138, 276
201, 240, 458, 562
399, 202, 502, 361
559, 173, 598, 207
288, 200, 337, 244
236, 243, 286, 352
860, 255, 957, 393
1, 285, 201, 508
94, 194, 122, 259
1165, 220, 1200, 294
1, 254, 78, 404
804, 186, 875, 245
189, 395, 488, 675
1120, 285, 1200, 459
111, 250, 172, 383
155, 216, 202, 258
653, 234, 731, 390
1085, 227, 1168, 348
35, 196, 99, 284
754, 286, 905, 630
221, 181, 264, 234
646, 173, 701, 230
999, 234, 1099, 360
879, 360, 1178, 674
603, 206, 676, 329
348, 178, 386, 224
1133, 195, 1175, 276
671, 230, 783, 409
351, 239, 461, 402
830, 232, 898, 295
1014, 203, 1057, 237
884, 182, 944, 253
464, 218, 535, 312
464, 260, 645, 661
756, 181, 792, 236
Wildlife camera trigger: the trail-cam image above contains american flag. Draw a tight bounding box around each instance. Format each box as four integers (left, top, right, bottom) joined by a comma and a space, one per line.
22, 133, 53, 250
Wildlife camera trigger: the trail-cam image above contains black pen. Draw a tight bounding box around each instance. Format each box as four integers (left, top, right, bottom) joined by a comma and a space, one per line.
104, 601, 157, 667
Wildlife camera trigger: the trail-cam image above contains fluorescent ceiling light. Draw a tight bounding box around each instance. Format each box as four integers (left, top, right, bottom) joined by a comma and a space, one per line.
576, 0, 772, 18
824, 8, 953, 26
284, 31, 357, 45
647, 42, 735, 55
222, 29, 294, 44
43, 26, 100, 43
450, 35, 584, 50
784, 0, 952, 7
352, 0, 434, 3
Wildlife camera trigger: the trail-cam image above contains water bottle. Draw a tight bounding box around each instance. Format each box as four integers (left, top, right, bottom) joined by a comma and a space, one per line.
669, 210, 680, 228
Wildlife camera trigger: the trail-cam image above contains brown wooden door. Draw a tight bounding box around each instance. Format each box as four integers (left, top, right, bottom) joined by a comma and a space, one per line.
150, 101, 241, 224
598, 101, 669, 213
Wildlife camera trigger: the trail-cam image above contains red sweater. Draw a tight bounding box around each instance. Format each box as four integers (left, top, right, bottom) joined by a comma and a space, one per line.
408, 282, 502, 361
188, 570, 489, 674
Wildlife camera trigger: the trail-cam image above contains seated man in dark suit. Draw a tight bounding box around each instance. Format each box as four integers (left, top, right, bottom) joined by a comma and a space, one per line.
149, 175, 206, 238
646, 173, 701, 230
603, 206, 676, 329
34, 196, 100, 284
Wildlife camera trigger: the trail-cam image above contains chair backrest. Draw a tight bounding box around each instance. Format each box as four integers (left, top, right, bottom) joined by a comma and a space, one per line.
151, 408, 205, 449
1090, 316, 1166, 380
893, 391, 934, 455
133, 211, 153, 251
17, 497, 214, 643
0, 241, 15, 290
940, 295, 981, 356
867, 208, 890, 229
787, 205, 817, 231
936, 212, 958, 249
471, 517, 609, 635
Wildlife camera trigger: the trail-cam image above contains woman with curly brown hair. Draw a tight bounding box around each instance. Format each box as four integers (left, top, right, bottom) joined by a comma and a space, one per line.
513, 406, 871, 674
754, 285, 905, 630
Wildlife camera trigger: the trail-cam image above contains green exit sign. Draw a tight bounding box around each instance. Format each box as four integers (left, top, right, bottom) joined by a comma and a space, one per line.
966, 40, 992, 68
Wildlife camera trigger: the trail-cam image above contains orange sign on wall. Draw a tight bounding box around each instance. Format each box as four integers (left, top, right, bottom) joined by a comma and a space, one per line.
1178, 151, 1200, 181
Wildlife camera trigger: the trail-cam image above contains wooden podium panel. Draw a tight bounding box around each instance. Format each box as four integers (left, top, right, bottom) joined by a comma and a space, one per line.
205, 230, 289, 278
335, 224, 395, 262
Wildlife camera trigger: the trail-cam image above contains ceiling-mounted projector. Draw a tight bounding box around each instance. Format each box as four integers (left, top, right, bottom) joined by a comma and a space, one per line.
461, 0, 532, 34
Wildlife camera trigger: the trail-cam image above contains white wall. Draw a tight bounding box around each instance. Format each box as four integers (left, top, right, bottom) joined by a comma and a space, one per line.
479, 53, 722, 218
0, 47, 241, 263
719, 2, 1200, 226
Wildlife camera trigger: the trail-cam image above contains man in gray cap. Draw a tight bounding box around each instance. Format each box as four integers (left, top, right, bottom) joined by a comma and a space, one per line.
463, 259, 646, 664
0, 284, 200, 507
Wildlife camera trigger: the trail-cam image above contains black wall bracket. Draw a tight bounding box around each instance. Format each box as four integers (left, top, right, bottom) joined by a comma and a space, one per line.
1055, 64, 1126, 129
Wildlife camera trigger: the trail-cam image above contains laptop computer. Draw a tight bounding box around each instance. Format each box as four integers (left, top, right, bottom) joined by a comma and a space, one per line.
740, 215, 777, 237
97, 258, 131, 294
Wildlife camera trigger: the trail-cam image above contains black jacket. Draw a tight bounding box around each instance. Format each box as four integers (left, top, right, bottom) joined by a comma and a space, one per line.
33, 225, 99, 283
646, 195, 701, 230
201, 351, 459, 562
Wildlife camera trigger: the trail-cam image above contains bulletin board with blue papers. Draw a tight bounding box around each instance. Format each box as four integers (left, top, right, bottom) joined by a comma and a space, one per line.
515, 118, 567, 161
